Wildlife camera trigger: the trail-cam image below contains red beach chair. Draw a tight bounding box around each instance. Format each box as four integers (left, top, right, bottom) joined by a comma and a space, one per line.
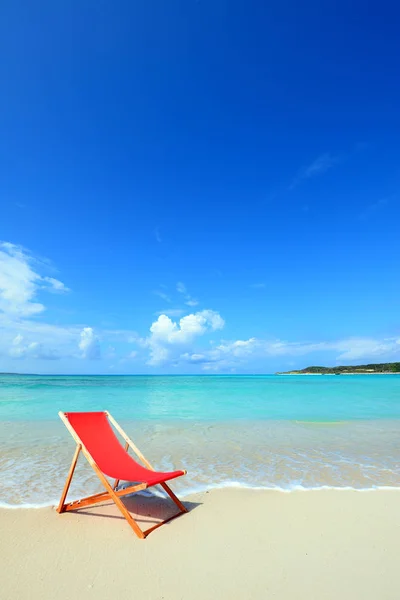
57, 411, 187, 538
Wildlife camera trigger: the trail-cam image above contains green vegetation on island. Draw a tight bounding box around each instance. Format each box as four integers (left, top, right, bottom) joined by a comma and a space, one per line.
277, 362, 400, 375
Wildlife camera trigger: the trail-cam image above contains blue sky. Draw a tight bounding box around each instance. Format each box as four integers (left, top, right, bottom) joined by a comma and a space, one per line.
0, 1, 399, 374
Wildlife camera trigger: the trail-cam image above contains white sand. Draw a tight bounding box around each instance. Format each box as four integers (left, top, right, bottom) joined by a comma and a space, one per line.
1, 489, 400, 600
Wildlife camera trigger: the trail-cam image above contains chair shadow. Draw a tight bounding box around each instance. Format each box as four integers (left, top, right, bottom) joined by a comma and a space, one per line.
72, 490, 201, 527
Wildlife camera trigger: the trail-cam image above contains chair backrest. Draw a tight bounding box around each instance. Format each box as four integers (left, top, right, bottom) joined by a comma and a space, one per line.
64, 411, 139, 479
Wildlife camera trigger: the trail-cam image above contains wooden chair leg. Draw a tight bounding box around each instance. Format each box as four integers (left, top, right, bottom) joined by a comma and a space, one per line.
57, 444, 81, 513
160, 481, 188, 513
89, 459, 146, 539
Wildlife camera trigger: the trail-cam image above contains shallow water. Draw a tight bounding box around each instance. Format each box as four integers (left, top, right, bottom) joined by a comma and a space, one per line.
0, 375, 399, 506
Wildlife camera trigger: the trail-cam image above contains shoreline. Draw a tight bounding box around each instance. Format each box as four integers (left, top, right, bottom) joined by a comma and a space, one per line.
2, 482, 400, 510
2, 488, 399, 599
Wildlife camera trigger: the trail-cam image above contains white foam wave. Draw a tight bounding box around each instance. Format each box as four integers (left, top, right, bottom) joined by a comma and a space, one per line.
1, 482, 400, 509
0, 499, 60, 509
180, 481, 400, 496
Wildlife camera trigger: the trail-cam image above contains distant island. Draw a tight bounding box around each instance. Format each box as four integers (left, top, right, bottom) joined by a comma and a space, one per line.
277, 362, 400, 375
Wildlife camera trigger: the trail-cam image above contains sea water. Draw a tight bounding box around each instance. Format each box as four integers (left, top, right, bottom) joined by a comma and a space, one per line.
0, 374, 399, 506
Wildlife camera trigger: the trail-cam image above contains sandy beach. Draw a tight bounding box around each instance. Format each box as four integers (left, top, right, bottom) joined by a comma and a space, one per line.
2, 488, 399, 600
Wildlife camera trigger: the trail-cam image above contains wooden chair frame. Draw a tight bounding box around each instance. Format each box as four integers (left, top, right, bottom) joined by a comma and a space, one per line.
57, 411, 188, 539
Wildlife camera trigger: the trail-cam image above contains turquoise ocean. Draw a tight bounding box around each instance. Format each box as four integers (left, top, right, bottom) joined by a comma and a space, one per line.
0, 374, 399, 507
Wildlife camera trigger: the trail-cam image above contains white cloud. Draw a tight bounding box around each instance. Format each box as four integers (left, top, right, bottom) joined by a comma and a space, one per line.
177, 335, 400, 371
331, 337, 400, 361
79, 327, 101, 360
302, 154, 336, 178
154, 290, 171, 302
215, 338, 259, 358
185, 298, 199, 307
179, 337, 261, 370
148, 344, 170, 366
176, 281, 199, 307
9, 334, 27, 358
179, 352, 210, 364
2, 242, 399, 372
256, 337, 400, 361
0, 242, 79, 362
0, 242, 69, 317
42, 277, 70, 293
176, 282, 187, 294
145, 309, 225, 365
8, 334, 60, 360
150, 310, 224, 344
154, 227, 162, 243
0, 242, 45, 316
0, 315, 79, 343
290, 153, 338, 189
